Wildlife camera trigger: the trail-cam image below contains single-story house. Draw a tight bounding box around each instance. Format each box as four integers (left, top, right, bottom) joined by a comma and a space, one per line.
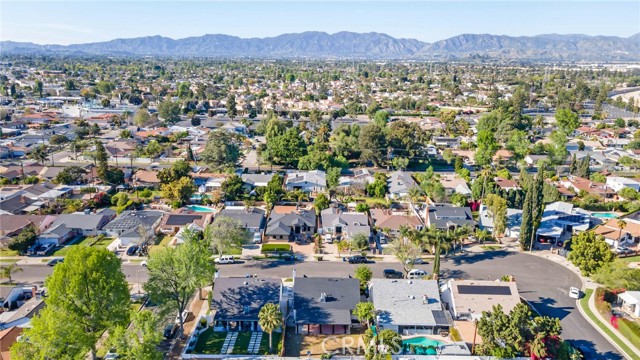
241, 173, 274, 190
560, 176, 615, 199
102, 210, 163, 246
211, 277, 282, 332
37, 223, 75, 246
606, 176, 640, 193
617, 291, 640, 318
264, 208, 316, 242
370, 208, 423, 238
284, 170, 327, 193
50, 213, 112, 236
217, 206, 266, 233
593, 218, 640, 248
158, 212, 212, 235
440, 174, 472, 197
440, 279, 521, 321
292, 277, 360, 335
425, 205, 475, 231
478, 206, 523, 238
370, 279, 452, 336
133, 170, 161, 188
387, 171, 418, 199
320, 207, 370, 241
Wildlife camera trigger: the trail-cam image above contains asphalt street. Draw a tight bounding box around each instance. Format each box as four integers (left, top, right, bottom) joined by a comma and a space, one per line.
11, 251, 621, 359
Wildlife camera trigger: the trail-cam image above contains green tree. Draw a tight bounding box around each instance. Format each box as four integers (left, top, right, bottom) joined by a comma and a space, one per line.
373, 110, 390, 127
204, 216, 250, 256
34, 79, 43, 97
474, 130, 498, 166
568, 231, 615, 275
134, 108, 152, 126
392, 156, 409, 171
353, 302, 376, 327
0, 263, 23, 284
18, 246, 130, 359
592, 259, 640, 291
258, 303, 282, 353
385, 238, 422, 276
95, 140, 109, 180
157, 100, 182, 123
201, 130, 241, 169
221, 174, 245, 201
161, 177, 196, 207
359, 124, 386, 166
29, 144, 49, 165
226, 93, 238, 119
555, 108, 580, 134
350, 233, 370, 252
519, 186, 534, 250
107, 310, 163, 360
144, 235, 215, 336
354, 264, 373, 291
484, 194, 507, 237
8, 224, 37, 253
314, 193, 330, 214
326, 167, 342, 189
54, 166, 86, 185
266, 128, 306, 166
157, 160, 192, 184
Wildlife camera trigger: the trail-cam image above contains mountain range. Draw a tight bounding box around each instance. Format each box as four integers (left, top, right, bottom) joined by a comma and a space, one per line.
1, 31, 639, 61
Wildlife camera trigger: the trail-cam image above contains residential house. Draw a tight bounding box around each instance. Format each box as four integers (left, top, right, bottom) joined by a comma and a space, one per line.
292, 277, 360, 335
478, 206, 523, 238
0, 326, 23, 360
440, 279, 521, 321
494, 177, 521, 192
337, 168, 374, 194
0, 296, 44, 331
425, 205, 475, 231
103, 210, 164, 247
320, 207, 370, 241
220, 121, 248, 135
387, 171, 418, 199
134, 170, 161, 188
370, 279, 452, 336
524, 154, 551, 167
606, 176, 640, 193
560, 176, 615, 199
36, 224, 75, 245
0, 215, 56, 240
594, 211, 640, 247
492, 149, 514, 164
217, 206, 265, 233
432, 137, 460, 148
370, 208, 423, 238
158, 212, 212, 235
49, 213, 111, 237
284, 170, 327, 193
264, 207, 315, 242
617, 291, 640, 318
211, 277, 282, 332
241, 173, 274, 191
193, 173, 228, 192
440, 174, 472, 197
536, 202, 592, 242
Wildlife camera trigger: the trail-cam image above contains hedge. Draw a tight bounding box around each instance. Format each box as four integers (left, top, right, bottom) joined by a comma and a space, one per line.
261, 244, 292, 253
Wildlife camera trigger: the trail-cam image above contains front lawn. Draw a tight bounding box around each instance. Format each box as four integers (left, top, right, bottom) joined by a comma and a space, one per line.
193, 329, 227, 354
51, 236, 114, 257
232, 332, 253, 354
261, 244, 292, 253
259, 331, 282, 355
148, 235, 172, 255
0, 249, 19, 257
620, 255, 640, 264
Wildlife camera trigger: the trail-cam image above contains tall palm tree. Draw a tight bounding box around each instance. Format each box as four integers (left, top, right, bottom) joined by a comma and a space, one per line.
29, 144, 48, 165
0, 263, 23, 284
617, 220, 627, 246
258, 303, 283, 353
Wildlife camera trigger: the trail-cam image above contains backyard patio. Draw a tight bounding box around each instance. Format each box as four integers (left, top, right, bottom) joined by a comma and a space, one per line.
192, 330, 281, 355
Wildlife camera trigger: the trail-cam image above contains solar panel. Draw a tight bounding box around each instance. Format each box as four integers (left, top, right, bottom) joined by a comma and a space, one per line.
432, 310, 451, 325
166, 214, 202, 226
457, 285, 512, 296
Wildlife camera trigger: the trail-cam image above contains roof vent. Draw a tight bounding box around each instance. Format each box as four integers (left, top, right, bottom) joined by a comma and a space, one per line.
319, 292, 327, 302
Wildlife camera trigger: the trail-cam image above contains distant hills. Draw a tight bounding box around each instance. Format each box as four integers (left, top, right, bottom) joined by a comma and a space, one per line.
1, 31, 639, 61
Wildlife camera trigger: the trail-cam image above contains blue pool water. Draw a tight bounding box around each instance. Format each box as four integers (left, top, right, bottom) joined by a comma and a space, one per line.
592, 212, 618, 219
402, 336, 444, 352
186, 205, 215, 213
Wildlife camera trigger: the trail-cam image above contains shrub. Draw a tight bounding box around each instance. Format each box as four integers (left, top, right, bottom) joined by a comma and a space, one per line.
594, 287, 612, 317
449, 326, 462, 342
261, 244, 292, 253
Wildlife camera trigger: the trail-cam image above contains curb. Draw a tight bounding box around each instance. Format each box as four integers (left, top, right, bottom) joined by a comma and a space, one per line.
577, 290, 636, 360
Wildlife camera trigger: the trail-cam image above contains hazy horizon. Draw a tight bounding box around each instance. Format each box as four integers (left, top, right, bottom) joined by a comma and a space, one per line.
2, 1, 639, 45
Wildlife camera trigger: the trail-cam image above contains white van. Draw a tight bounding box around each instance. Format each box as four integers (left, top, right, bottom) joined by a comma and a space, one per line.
215, 255, 235, 264
407, 269, 428, 279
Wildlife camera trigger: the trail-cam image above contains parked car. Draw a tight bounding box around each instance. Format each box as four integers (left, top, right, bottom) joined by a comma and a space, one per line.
323, 234, 333, 244
141, 260, 147, 267
569, 287, 581, 299
46, 257, 64, 266
407, 269, 428, 279
347, 255, 367, 264
252, 232, 262, 244
214, 255, 235, 264
615, 246, 631, 255
405, 258, 426, 265
26, 245, 39, 255
36, 244, 55, 256
163, 323, 178, 339
104, 353, 118, 360
126, 245, 140, 256
383, 269, 403, 279
175, 310, 190, 324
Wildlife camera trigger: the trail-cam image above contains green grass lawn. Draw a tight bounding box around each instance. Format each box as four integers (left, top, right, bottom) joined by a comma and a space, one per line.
0, 249, 19, 257
193, 329, 227, 354
51, 236, 114, 257
580, 289, 640, 360
0, 259, 19, 264
261, 244, 292, 253
148, 235, 173, 255
481, 245, 502, 251
259, 332, 282, 355
620, 255, 640, 264
232, 332, 253, 354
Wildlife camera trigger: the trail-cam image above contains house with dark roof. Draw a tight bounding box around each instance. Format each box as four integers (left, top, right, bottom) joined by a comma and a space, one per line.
211, 277, 282, 332
36, 223, 75, 246
370, 279, 452, 336
292, 277, 360, 335
425, 205, 475, 231
158, 212, 212, 235
217, 206, 265, 233
440, 279, 521, 321
264, 208, 315, 242
103, 210, 164, 246
241, 173, 274, 190
320, 207, 370, 241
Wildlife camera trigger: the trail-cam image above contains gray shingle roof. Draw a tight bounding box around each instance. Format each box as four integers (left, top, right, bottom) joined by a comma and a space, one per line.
427, 205, 475, 229
217, 207, 265, 230
103, 210, 163, 233
265, 210, 315, 236
293, 277, 360, 326
212, 277, 281, 321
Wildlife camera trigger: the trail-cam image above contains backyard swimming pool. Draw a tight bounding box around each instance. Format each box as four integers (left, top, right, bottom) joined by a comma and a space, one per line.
591, 212, 618, 219
401, 336, 444, 355
186, 205, 215, 212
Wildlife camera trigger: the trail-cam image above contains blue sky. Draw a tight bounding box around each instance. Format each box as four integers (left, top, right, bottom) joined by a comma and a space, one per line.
2, 1, 639, 45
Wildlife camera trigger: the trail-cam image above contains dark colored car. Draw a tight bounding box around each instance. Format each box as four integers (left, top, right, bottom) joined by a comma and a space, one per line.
163, 323, 178, 339
383, 269, 403, 279
47, 258, 64, 266
348, 255, 367, 264
126, 245, 140, 256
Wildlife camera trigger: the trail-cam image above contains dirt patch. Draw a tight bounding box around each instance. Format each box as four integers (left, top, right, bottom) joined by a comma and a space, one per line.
284, 328, 367, 356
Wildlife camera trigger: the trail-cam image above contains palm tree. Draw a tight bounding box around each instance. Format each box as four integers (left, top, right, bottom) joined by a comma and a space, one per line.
286, 189, 309, 206
617, 220, 627, 246
258, 303, 283, 353
29, 144, 48, 165
0, 263, 23, 284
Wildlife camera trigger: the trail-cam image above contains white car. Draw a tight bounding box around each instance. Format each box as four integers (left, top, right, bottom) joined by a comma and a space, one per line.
569, 287, 581, 299
141, 260, 147, 267
407, 269, 428, 279
253, 232, 262, 244
405, 258, 425, 265
214, 255, 235, 264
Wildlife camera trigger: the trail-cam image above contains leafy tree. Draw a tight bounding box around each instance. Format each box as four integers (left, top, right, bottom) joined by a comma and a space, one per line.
157, 100, 182, 123
157, 160, 191, 184
107, 310, 163, 360
474, 130, 498, 166
48, 134, 69, 145
354, 264, 373, 291
34, 79, 43, 97
592, 259, 640, 291
95, 140, 109, 181
201, 130, 242, 169
258, 303, 282, 353
8, 224, 37, 253
484, 194, 507, 236
373, 110, 390, 127
350, 233, 370, 252
145, 234, 215, 337
388, 121, 426, 157
353, 302, 376, 327
619, 187, 638, 200
359, 124, 386, 166
29, 144, 49, 165
95, 80, 115, 94
111, 192, 129, 207
366, 178, 387, 198
555, 108, 580, 134
265, 128, 306, 167
54, 166, 86, 185
568, 231, 615, 275
326, 167, 341, 189
204, 216, 250, 256
226, 93, 238, 119
0, 263, 23, 284
392, 156, 409, 171
16, 246, 131, 359
161, 177, 196, 207
221, 174, 245, 201
314, 193, 330, 214
589, 172, 606, 183
134, 108, 152, 126
385, 238, 422, 276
